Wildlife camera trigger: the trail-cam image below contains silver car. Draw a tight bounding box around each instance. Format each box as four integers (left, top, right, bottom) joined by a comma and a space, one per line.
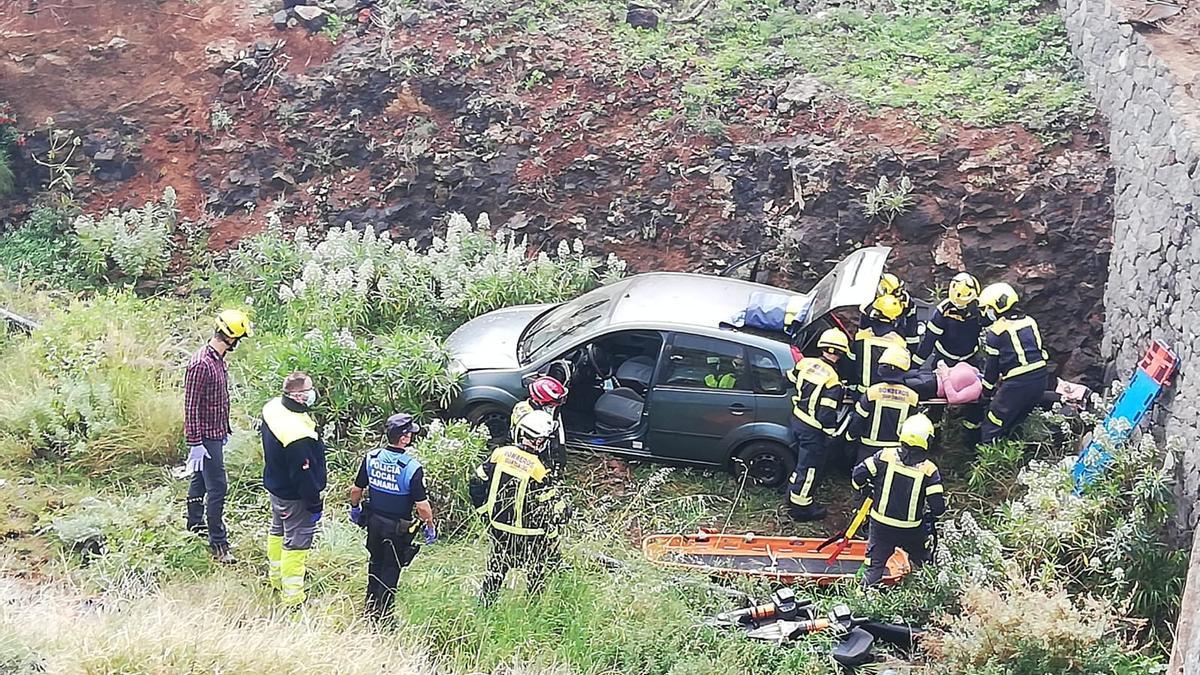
443, 248, 891, 487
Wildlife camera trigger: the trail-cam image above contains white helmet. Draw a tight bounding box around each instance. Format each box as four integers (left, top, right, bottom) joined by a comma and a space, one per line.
514, 409, 555, 452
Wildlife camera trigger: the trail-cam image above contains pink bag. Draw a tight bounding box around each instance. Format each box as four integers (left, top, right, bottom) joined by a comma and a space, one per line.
939, 363, 983, 404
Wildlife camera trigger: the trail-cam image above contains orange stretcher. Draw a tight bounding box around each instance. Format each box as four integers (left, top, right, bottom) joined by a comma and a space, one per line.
642, 531, 911, 586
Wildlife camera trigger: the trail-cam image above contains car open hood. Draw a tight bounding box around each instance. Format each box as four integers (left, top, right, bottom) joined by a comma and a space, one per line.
445, 304, 552, 371
802, 246, 891, 323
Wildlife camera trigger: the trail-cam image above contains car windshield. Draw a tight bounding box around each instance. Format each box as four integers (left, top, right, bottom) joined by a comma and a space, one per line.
518, 287, 616, 364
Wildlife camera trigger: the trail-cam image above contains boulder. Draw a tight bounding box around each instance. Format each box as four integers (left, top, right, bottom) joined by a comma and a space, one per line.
626, 6, 659, 29
294, 5, 328, 31
272, 9, 291, 30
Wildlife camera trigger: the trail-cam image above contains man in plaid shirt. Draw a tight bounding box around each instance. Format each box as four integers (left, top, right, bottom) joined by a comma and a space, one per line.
185, 309, 252, 564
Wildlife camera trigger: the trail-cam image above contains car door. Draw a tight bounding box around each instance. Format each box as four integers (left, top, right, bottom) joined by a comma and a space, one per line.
644, 333, 756, 465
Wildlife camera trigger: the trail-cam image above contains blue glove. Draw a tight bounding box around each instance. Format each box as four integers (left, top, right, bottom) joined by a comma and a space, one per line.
349, 506, 362, 525
308, 510, 322, 525
423, 523, 437, 545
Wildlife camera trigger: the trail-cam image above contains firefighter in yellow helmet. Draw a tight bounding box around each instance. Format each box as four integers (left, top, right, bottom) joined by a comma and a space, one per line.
977, 282, 1048, 445
914, 272, 986, 368
860, 273, 920, 351
184, 309, 252, 564
845, 345, 919, 465
848, 293, 908, 397
852, 413, 946, 587
470, 410, 571, 605
785, 328, 850, 522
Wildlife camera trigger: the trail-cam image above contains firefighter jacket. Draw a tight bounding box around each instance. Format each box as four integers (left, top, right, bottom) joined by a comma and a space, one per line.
847, 327, 907, 394
261, 396, 328, 514
845, 373, 919, 448
470, 445, 569, 538
982, 314, 1048, 394
859, 297, 920, 350
914, 299, 986, 365
852, 445, 946, 529
511, 400, 566, 445
787, 356, 845, 434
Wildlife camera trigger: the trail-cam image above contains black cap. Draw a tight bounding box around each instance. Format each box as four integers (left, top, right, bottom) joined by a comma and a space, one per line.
385, 413, 419, 437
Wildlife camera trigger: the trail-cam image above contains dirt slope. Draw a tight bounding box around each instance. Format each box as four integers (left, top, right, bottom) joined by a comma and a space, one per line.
0, 0, 1113, 381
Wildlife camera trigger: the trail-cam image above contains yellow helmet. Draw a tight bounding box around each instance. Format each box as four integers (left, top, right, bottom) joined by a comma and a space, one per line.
879, 345, 911, 371
870, 294, 904, 322
215, 309, 253, 339
899, 413, 935, 449
979, 282, 1019, 318
816, 328, 850, 355
877, 272, 904, 297
947, 272, 981, 309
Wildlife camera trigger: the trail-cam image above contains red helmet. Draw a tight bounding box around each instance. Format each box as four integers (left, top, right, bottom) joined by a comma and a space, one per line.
528, 376, 568, 406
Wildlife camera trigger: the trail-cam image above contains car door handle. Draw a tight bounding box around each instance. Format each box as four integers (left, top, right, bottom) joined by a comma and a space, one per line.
728, 403, 749, 416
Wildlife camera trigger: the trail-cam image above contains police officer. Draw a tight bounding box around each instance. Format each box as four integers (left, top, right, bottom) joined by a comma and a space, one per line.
470, 410, 570, 606
978, 282, 1049, 444
848, 294, 909, 397
262, 371, 328, 607
914, 272, 986, 368
860, 273, 920, 351
785, 328, 850, 522
349, 413, 436, 622
845, 345, 920, 465
852, 413, 946, 587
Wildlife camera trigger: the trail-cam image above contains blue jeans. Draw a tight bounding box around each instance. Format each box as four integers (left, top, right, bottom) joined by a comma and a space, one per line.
186, 438, 228, 548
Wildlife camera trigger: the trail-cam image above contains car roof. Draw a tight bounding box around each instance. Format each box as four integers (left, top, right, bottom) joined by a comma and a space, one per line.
605, 272, 796, 330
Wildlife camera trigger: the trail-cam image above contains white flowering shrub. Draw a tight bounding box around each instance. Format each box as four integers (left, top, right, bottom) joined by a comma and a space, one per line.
225, 212, 626, 336
238, 326, 460, 443
408, 419, 490, 533
73, 187, 177, 280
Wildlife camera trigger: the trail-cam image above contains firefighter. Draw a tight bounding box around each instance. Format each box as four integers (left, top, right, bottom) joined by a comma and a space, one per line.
471, 410, 571, 606
978, 282, 1049, 445
511, 375, 568, 468
845, 345, 920, 465
914, 272, 985, 368
852, 413, 946, 587
349, 413, 436, 623
847, 294, 908, 396
860, 273, 920, 351
785, 328, 850, 522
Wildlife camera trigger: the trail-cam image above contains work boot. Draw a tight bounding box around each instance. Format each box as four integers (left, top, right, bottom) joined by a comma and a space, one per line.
212, 544, 237, 565
789, 504, 828, 522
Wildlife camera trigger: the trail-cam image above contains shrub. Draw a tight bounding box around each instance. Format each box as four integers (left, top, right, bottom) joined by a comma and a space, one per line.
223, 212, 626, 337
50, 489, 212, 592
0, 291, 191, 471
236, 326, 459, 441
0, 203, 83, 285
923, 575, 1162, 675
408, 419, 489, 534
73, 187, 177, 280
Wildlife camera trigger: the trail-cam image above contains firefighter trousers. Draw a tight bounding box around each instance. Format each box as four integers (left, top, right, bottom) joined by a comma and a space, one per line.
981, 370, 1048, 445
479, 530, 560, 605
863, 521, 929, 587
787, 420, 830, 509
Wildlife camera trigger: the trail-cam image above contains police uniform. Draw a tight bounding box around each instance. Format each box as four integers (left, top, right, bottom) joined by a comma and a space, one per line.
980, 314, 1048, 444
354, 446, 427, 621
851, 445, 946, 586
845, 376, 919, 465
471, 444, 570, 605
914, 299, 986, 368
846, 328, 907, 396
785, 356, 845, 515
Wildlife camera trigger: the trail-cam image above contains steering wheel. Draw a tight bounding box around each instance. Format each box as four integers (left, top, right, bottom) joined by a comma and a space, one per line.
586, 342, 613, 380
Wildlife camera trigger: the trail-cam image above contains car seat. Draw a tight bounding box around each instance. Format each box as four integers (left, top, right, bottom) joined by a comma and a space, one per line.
594, 388, 645, 433
614, 356, 655, 396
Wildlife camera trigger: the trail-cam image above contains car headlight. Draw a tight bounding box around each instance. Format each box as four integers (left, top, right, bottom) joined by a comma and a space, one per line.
447, 359, 468, 378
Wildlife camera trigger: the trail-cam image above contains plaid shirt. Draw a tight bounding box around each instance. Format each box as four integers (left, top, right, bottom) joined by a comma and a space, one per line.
184, 344, 230, 445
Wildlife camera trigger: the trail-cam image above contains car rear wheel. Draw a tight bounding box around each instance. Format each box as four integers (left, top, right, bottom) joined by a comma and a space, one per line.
733, 441, 794, 489
467, 404, 511, 444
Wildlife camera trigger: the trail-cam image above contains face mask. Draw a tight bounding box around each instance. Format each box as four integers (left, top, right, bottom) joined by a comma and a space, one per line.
304, 389, 317, 407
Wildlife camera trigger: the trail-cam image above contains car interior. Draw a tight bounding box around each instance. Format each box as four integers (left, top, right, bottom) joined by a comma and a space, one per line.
555, 330, 665, 436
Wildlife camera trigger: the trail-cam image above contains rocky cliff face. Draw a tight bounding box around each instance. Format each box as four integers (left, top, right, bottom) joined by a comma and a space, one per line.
0, 1, 1112, 382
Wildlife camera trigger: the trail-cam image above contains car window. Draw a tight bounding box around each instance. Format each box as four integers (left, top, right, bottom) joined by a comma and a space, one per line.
519, 285, 618, 364
749, 348, 786, 395
659, 334, 748, 391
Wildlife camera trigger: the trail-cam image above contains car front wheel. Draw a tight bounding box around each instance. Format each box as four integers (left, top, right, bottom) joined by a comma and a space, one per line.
467, 404, 511, 445
734, 441, 795, 489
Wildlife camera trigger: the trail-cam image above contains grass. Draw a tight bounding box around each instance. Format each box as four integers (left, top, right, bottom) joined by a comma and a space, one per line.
466, 0, 1089, 129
